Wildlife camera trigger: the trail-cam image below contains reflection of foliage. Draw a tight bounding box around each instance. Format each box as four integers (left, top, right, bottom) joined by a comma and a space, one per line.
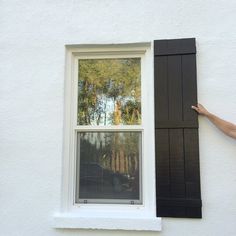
121, 100, 141, 125
78, 58, 141, 125
79, 132, 140, 176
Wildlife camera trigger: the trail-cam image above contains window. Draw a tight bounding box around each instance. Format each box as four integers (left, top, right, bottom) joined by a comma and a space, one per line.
54, 43, 161, 231
75, 57, 142, 205
54, 38, 201, 231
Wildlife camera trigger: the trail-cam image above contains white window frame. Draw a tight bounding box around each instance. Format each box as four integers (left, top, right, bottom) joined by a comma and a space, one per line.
75, 54, 143, 205
53, 43, 162, 231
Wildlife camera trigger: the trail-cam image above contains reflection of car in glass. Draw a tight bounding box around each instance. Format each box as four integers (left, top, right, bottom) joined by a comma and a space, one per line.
80, 163, 130, 192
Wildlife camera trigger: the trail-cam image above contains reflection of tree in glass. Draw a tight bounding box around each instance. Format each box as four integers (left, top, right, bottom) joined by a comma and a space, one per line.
79, 132, 140, 178
79, 132, 140, 199
78, 58, 141, 125
121, 100, 141, 125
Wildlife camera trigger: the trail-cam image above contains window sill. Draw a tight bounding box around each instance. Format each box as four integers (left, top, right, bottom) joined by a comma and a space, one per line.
53, 213, 162, 231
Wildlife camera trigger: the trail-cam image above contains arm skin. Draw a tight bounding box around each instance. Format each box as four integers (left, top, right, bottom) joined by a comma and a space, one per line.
191, 104, 236, 139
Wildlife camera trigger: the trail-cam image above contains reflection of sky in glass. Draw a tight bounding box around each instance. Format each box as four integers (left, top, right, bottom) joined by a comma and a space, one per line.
89, 95, 136, 126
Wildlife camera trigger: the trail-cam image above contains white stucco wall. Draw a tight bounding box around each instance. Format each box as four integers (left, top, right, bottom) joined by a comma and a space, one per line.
1, 0, 236, 235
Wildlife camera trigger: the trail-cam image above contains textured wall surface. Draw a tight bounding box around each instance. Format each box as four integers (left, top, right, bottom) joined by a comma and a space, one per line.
1, 0, 236, 235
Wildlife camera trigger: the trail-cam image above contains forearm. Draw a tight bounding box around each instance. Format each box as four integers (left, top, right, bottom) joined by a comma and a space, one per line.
206, 112, 236, 138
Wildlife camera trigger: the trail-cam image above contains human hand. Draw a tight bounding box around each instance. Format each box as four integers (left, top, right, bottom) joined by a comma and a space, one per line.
191, 104, 210, 116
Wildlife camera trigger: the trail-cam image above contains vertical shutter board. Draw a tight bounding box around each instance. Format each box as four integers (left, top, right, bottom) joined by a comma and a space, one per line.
155, 129, 170, 198
186, 182, 201, 199
184, 129, 201, 199
184, 129, 200, 181
168, 56, 183, 122
182, 54, 198, 124
154, 56, 169, 125
169, 129, 185, 198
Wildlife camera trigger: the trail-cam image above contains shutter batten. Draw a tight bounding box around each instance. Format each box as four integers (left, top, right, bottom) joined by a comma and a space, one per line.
154, 38, 196, 56
154, 38, 202, 218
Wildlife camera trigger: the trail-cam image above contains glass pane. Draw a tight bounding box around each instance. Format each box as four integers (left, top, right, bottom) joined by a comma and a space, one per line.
78, 58, 141, 125
75, 132, 142, 204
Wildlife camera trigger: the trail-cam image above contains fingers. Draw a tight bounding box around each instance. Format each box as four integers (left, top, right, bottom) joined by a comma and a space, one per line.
191, 103, 209, 116
191, 105, 199, 112
197, 103, 203, 109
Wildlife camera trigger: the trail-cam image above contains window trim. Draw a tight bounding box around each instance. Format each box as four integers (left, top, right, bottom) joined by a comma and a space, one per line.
75, 54, 143, 205
53, 43, 162, 231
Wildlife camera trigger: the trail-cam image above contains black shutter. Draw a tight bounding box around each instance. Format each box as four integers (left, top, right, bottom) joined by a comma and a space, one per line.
154, 38, 202, 218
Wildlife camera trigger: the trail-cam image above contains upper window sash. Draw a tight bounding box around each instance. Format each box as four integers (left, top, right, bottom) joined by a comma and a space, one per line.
72, 52, 147, 130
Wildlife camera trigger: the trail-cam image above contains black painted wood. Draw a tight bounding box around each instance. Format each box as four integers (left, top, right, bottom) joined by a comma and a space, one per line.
156, 129, 170, 198
154, 38, 196, 56
154, 38, 202, 218
154, 56, 169, 124
156, 121, 198, 129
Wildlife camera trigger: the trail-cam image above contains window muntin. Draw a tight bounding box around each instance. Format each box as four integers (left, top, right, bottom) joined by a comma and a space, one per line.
75, 56, 143, 205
